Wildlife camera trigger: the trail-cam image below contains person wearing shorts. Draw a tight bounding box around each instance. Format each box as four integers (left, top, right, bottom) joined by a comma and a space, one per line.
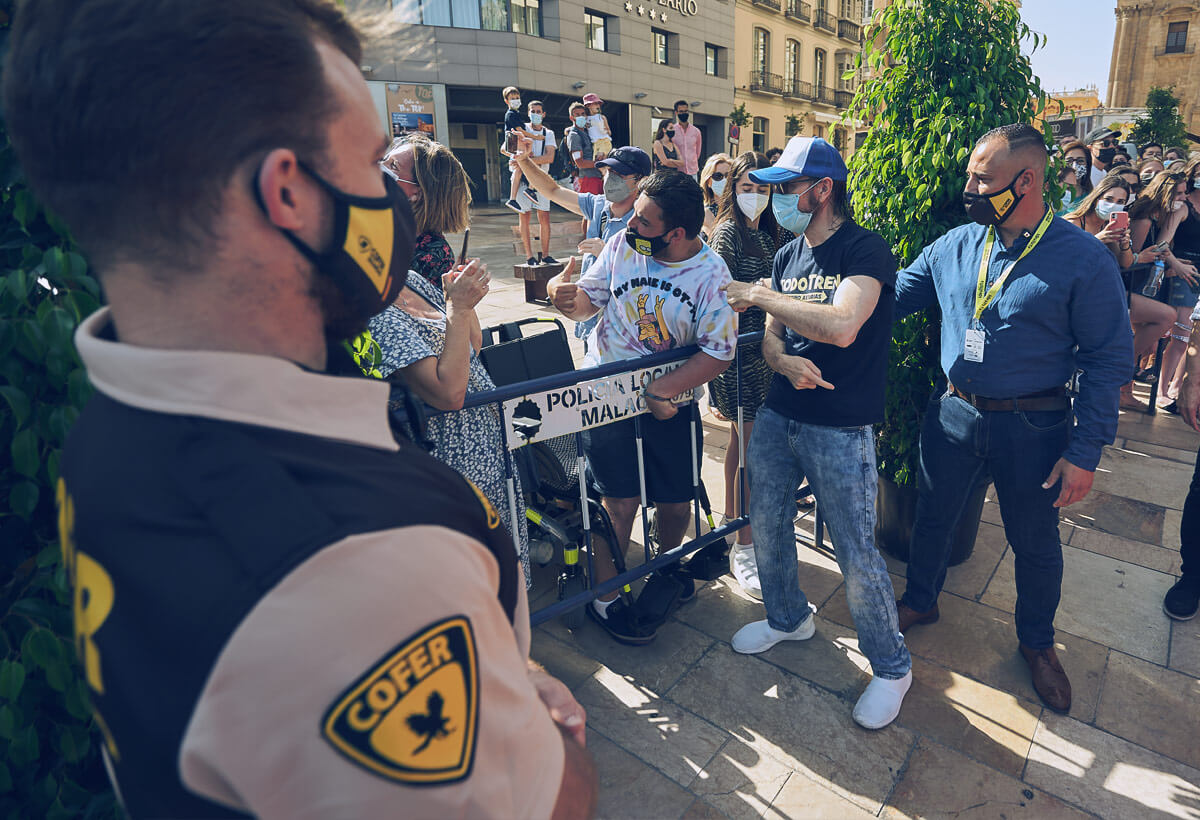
516, 100, 557, 265
547, 171, 736, 644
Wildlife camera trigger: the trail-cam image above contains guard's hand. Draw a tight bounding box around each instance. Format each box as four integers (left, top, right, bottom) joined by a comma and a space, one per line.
527, 664, 586, 747
1042, 457, 1094, 508
547, 256, 580, 313
577, 237, 605, 256
443, 258, 489, 311
512, 133, 534, 163
643, 392, 679, 420
777, 356, 834, 390
720, 280, 761, 313
1181, 373, 1200, 433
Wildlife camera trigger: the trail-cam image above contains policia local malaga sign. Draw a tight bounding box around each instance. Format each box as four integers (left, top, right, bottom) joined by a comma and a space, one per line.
501, 362, 695, 448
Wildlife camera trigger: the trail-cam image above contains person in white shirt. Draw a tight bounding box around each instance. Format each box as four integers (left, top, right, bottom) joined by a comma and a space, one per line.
514, 100, 559, 266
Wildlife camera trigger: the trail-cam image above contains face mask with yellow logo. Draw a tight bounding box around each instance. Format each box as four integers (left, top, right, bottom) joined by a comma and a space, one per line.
257, 160, 415, 322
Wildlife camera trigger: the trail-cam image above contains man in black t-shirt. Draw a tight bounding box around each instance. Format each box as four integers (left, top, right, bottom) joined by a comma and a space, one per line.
721, 136, 913, 730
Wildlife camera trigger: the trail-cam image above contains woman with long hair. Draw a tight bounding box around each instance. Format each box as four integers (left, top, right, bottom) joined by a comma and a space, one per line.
699, 152, 732, 240
706, 152, 779, 597
370, 142, 532, 584
1160, 158, 1200, 403
382, 134, 472, 289
652, 120, 685, 172
1131, 171, 1200, 411
1056, 140, 1092, 215
1066, 175, 1174, 410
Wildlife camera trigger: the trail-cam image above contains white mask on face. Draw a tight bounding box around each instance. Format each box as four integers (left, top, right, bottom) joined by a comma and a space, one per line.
1095, 200, 1125, 220
1174, 200, 1186, 212
710, 178, 727, 198
509, 98, 522, 110
737, 192, 770, 221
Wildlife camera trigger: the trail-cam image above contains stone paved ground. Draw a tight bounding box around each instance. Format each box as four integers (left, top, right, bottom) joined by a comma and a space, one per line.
451, 205, 1200, 819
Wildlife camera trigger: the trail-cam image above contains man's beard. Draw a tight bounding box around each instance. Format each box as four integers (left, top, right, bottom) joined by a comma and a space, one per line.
311, 272, 370, 346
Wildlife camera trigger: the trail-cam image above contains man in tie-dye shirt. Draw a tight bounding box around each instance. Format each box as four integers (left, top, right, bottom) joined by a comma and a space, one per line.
547, 171, 736, 644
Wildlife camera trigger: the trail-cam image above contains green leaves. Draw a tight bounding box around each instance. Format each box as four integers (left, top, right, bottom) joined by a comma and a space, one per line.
1128, 86, 1189, 150
843, 0, 1050, 488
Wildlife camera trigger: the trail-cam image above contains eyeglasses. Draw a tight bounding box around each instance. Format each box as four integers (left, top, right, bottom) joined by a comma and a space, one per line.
1096, 139, 1117, 147
382, 165, 418, 186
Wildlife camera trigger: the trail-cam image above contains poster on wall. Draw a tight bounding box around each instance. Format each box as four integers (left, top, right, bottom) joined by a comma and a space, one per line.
386, 83, 436, 138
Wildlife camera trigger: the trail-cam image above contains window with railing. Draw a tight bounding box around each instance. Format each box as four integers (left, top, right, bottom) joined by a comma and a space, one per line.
754, 27, 771, 74
585, 10, 607, 51
753, 117, 769, 154
786, 39, 801, 86
785, 0, 811, 22
1166, 21, 1188, 54
837, 59, 855, 91
814, 48, 826, 90
839, 0, 854, 18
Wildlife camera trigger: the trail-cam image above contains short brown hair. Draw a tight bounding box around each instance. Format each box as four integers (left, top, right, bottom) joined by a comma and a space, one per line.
503, 86, 520, 100
3, 0, 361, 273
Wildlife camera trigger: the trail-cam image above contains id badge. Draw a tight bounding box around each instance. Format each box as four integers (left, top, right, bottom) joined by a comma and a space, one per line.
964, 328, 985, 363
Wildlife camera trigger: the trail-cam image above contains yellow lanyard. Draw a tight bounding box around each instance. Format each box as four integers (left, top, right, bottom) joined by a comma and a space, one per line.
974, 207, 1054, 323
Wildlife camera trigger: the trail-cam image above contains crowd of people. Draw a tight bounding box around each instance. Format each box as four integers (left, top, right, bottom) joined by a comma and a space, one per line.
10, 0, 1200, 814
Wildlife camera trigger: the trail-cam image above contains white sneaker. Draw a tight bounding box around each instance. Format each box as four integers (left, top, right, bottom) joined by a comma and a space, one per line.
852, 670, 912, 730
729, 543, 762, 600
731, 605, 817, 654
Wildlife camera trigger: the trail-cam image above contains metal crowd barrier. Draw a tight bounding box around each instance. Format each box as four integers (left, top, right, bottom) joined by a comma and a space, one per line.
457, 330, 768, 627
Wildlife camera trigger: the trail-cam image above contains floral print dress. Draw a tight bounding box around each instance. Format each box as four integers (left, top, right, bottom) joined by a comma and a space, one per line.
410, 231, 456, 290
368, 274, 531, 586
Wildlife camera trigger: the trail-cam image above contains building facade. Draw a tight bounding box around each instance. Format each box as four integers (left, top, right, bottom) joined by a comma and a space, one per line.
1107, 0, 1200, 140
731, 0, 867, 158
348, 0, 735, 201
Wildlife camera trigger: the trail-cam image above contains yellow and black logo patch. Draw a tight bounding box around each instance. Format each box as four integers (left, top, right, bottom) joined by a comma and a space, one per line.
465, 479, 501, 530
322, 617, 479, 786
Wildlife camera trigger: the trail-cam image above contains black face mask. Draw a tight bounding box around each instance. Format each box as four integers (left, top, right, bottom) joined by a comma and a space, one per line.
256, 160, 415, 329
962, 169, 1027, 227
677, 112, 689, 123
1096, 146, 1117, 165
665, 129, 675, 138
625, 225, 672, 257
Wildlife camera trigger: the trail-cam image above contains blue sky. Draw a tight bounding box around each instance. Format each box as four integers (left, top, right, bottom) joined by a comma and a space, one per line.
1019, 1, 1116, 97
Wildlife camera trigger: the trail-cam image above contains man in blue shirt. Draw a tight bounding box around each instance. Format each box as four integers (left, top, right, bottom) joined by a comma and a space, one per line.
515, 142, 650, 345
894, 124, 1133, 714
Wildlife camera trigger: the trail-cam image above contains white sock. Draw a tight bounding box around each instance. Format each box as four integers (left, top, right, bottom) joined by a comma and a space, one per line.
593, 597, 616, 617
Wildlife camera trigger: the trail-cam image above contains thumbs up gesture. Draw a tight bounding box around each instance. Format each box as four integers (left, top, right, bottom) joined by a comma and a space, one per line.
548, 257, 581, 315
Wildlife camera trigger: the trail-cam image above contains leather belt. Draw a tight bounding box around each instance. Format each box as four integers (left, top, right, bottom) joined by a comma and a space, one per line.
948, 383, 1070, 413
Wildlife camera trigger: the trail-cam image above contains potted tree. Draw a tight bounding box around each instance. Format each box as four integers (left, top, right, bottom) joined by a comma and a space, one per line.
844, 0, 1058, 565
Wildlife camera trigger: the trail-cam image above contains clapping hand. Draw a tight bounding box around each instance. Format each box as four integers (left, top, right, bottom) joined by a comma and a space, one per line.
442, 258, 490, 311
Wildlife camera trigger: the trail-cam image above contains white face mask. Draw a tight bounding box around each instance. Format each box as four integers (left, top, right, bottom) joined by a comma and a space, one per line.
508, 98, 521, 110
1173, 200, 1186, 212
1095, 200, 1125, 220
737, 192, 770, 221
710, 178, 727, 198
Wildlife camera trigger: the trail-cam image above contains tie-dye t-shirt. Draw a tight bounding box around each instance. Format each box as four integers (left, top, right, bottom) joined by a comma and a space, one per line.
576, 230, 737, 368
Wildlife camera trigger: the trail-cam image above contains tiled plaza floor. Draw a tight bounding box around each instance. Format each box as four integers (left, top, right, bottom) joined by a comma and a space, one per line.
453, 206, 1200, 819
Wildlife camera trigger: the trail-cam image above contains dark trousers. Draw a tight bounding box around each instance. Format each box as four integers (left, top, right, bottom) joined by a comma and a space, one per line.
900, 392, 1069, 649
1180, 455, 1200, 579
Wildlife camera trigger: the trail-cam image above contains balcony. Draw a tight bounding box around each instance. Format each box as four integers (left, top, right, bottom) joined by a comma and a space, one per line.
784, 77, 815, 100
812, 84, 836, 105
835, 89, 854, 108
1155, 44, 1195, 56
749, 70, 784, 95
814, 9, 835, 32
838, 18, 861, 42
751, 0, 782, 11
784, 0, 811, 22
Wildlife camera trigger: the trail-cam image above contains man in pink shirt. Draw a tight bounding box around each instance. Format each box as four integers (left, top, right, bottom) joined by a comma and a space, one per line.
672, 99, 703, 179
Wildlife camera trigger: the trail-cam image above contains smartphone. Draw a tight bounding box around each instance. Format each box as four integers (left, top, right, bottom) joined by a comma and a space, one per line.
1108, 211, 1129, 231
1154, 240, 1171, 252
505, 131, 518, 154
457, 229, 470, 265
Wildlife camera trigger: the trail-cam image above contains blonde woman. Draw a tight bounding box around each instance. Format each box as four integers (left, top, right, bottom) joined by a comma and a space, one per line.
699, 152, 732, 240
382, 134, 472, 289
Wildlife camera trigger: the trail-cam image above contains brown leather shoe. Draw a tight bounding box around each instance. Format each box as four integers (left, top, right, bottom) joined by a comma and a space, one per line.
896, 600, 939, 634
1020, 645, 1072, 714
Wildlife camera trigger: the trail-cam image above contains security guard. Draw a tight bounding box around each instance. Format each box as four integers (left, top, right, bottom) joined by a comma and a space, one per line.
5, 1, 595, 816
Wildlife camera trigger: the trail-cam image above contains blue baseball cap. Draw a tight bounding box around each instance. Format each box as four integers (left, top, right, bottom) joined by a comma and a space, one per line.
749, 136, 847, 184
597, 146, 652, 177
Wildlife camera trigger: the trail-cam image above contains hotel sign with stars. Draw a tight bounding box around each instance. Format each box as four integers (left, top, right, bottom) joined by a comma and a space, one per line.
623, 0, 700, 23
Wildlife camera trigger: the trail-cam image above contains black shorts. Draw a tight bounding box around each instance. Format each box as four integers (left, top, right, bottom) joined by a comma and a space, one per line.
582, 409, 703, 503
